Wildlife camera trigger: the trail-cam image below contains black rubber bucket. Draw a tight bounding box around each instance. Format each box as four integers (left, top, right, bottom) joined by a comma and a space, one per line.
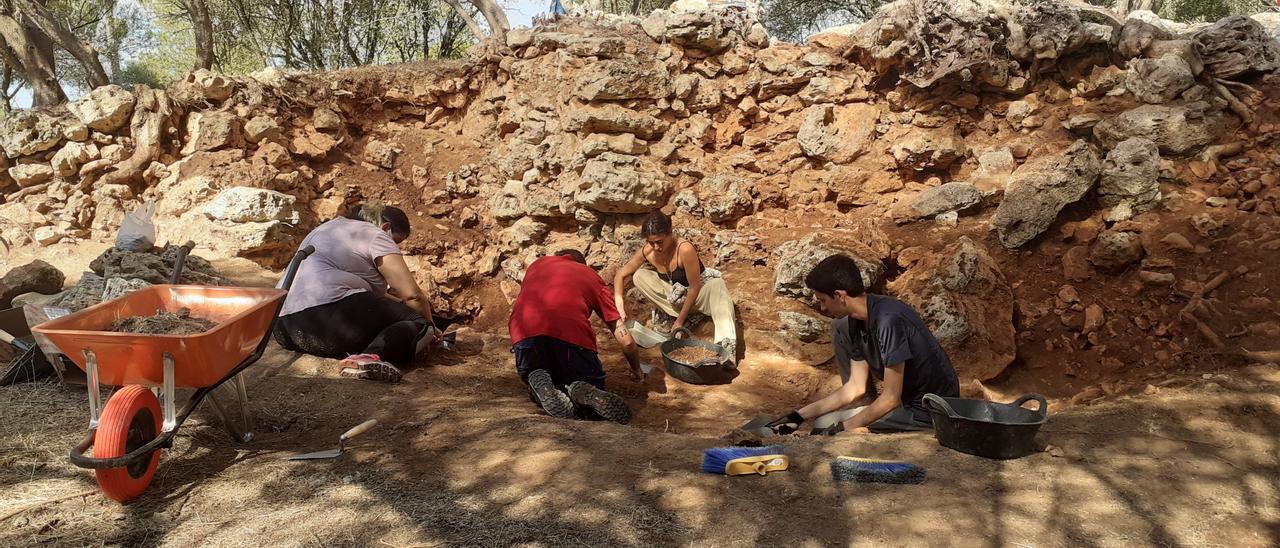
660, 328, 736, 385
923, 393, 1048, 460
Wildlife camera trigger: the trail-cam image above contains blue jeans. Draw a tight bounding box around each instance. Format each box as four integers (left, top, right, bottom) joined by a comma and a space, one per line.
513, 336, 606, 390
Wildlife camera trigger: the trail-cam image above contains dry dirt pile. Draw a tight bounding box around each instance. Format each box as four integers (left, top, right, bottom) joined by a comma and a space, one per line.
1, 0, 1279, 403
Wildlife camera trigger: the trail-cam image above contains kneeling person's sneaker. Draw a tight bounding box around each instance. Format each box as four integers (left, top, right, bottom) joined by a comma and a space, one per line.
338, 353, 403, 383
527, 369, 575, 419
567, 381, 631, 424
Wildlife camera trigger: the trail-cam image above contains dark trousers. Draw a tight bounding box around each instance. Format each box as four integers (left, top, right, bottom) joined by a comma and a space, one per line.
513, 336, 607, 390
273, 292, 434, 368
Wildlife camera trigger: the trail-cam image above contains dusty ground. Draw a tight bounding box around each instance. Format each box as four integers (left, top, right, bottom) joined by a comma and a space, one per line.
1, 256, 1277, 547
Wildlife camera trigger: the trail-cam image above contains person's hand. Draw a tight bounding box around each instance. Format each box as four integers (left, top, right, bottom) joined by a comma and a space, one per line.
431, 325, 444, 342
814, 425, 844, 437
628, 364, 644, 381
672, 318, 685, 332
764, 411, 805, 435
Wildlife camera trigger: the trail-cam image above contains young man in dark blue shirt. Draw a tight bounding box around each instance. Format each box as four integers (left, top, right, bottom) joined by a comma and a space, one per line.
767, 255, 960, 435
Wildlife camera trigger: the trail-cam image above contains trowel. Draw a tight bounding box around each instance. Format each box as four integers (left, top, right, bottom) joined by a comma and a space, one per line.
287, 419, 377, 461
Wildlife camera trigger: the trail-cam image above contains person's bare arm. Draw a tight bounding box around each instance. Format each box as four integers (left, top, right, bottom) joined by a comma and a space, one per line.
797, 359, 869, 419
672, 242, 702, 330
840, 362, 905, 430
377, 254, 439, 336
612, 248, 647, 324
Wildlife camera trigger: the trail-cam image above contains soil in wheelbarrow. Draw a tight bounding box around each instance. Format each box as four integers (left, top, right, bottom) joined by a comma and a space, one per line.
109, 308, 217, 335
666, 346, 720, 364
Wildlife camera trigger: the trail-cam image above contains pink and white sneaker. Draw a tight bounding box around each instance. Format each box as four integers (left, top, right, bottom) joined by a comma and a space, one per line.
337, 353, 403, 383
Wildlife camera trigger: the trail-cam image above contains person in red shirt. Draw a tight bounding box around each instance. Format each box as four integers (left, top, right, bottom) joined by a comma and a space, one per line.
509, 249, 635, 423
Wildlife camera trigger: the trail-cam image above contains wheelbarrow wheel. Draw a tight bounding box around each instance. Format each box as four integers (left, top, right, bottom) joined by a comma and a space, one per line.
95, 385, 162, 502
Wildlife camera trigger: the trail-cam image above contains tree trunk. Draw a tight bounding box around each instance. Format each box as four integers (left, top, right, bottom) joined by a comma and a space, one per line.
466, 0, 508, 40
0, 13, 65, 105
442, 0, 486, 41
98, 86, 172, 186
12, 0, 109, 89
186, 0, 216, 70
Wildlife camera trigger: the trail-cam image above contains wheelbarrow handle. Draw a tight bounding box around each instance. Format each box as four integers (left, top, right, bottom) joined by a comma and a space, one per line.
169, 240, 197, 284
280, 245, 316, 291
922, 393, 958, 418
1011, 393, 1048, 418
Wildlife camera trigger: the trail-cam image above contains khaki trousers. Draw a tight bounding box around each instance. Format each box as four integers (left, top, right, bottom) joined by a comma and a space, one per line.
632, 269, 737, 343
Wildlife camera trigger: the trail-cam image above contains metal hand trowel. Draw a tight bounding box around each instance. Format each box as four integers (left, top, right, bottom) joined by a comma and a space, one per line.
287, 419, 377, 461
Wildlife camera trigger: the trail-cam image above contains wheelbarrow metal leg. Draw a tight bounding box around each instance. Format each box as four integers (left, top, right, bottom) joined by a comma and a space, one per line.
207, 373, 254, 443
83, 349, 102, 429
161, 352, 176, 432
233, 373, 254, 442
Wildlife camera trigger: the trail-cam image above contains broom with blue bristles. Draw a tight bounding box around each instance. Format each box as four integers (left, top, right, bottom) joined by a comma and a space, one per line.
830, 456, 926, 484
701, 445, 789, 476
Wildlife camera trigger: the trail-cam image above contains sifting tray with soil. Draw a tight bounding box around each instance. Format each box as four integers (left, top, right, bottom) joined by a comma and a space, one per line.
666, 346, 721, 364
110, 308, 218, 335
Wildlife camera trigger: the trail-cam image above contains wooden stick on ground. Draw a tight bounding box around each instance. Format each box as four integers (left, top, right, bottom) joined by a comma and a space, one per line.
0, 489, 97, 523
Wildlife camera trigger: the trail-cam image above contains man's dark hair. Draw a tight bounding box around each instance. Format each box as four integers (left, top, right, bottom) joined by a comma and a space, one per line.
345, 202, 411, 237
804, 255, 866, 297
555, 249, 586, 264
641, 210, 672, 237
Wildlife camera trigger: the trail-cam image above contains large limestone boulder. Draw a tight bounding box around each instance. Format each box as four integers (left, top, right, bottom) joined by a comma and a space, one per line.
888, 237, 1015, 381
1126, 54, 1194, 104
67, 85, 134, 133
675, 173, 755, 222
574, 61, 672, 101
364, 140, 399, 169
1093, 103, 1223, 155
244, 116, 283, 143
1089, 230, 1144, 272
189, 69, 235, 101
1192, 16, 1280, 79
165, 213, 297, 267
773, 226, 891, 301
891, 131, 964, 172
971, 148, 1017, 192
0, 260, 65, 308
156, 175, 218, 217
51, 142, 100, 177
8, 164, 54, 187
573, 153, 669, 214
1098, 137, 1161, 212
182, 111, 242, 153
992, 140, 1101, 249
797, 103, 878, 164
565, 105, 669, 140
201, 187, 300, 224
905, 182, 983, 220
0, 111, 66, 157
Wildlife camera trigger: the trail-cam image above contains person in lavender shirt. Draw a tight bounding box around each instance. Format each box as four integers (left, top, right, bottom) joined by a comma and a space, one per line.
273, 203, 446, 382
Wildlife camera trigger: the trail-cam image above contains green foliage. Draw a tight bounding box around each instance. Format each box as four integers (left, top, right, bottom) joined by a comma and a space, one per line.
761, 0, 887, 43
1167, 0, 1275, 22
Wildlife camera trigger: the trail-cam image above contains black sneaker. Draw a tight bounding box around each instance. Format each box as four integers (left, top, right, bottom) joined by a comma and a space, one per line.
567, 381, 631, 424
528, 369, 575, 419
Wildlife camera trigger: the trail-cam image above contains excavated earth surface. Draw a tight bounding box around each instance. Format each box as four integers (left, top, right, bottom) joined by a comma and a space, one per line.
2, 1, 1280, 545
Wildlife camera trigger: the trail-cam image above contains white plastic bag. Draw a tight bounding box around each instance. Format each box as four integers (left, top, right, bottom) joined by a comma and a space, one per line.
116, 200, 156, 251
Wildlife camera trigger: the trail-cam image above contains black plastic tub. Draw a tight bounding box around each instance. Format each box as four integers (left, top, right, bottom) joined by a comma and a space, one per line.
660, 328, 736, 385
922, 393, 1048, 460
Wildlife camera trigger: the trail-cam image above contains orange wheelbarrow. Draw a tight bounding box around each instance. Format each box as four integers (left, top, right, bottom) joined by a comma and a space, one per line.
32, 244, 314, 502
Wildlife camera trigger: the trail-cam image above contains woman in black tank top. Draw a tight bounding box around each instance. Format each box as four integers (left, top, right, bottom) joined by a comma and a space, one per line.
612, 211, 739, 369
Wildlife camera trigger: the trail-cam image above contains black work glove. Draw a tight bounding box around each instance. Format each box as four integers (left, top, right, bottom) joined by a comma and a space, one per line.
811, 422, 845, 436
764, 410, 805, 435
